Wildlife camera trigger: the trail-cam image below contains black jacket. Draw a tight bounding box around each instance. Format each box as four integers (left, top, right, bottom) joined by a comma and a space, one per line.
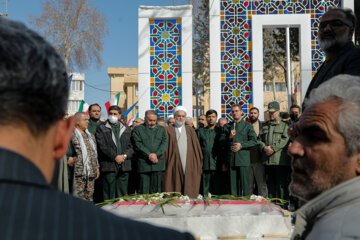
95, 121, 134, 172
0, 147, 194, 240
304, 42, 360, 108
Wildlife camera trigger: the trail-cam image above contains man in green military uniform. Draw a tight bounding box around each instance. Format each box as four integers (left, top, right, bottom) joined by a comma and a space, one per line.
197, 109, 225, 196
258, 101, 290, 200
87, 103, 103, 134
132, 110, 167, 194
224, 104, 257, 196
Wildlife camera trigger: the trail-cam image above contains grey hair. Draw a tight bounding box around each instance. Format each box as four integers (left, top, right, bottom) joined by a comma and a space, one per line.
0, 18, 68, 135
327, 7, 356, 28
74, 112, 87, 120
305, 74, 360, 156
185, 117, 193, 122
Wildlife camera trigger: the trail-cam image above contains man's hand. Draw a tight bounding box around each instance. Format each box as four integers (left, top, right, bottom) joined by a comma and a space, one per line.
230, 143, 242, 152
221, 163, 228, 172
264, 146, 274, 156
95, 168, 100, 180
115, 155, 125, 164
229, 129, 236, 139
149, 153, 158, 163
67, 157, 76, 167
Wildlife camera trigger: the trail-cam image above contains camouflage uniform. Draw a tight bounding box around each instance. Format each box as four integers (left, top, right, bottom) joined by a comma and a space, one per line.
68, 132, 99, 201
258, 117, 290, 200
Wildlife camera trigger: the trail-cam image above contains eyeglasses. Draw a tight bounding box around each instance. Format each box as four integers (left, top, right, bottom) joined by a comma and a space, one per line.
319, 19, 352, 30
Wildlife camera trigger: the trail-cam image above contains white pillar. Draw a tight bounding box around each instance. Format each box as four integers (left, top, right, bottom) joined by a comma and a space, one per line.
138, 5, 193, 119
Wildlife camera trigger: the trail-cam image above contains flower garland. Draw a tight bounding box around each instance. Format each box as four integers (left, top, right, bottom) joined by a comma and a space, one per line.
97, 192, 288, 214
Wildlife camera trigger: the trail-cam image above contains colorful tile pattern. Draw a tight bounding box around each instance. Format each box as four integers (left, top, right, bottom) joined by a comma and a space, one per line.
220, 0, 342, 121
150, 19, 182, 120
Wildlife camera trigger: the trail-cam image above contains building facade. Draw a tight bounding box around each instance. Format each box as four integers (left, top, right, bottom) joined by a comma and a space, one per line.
108, 67, 210, 123
68, 72, 85, 116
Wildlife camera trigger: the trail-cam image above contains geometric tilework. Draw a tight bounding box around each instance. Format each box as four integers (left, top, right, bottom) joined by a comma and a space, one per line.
220, 0, 342, 121
150, 19, 182, 120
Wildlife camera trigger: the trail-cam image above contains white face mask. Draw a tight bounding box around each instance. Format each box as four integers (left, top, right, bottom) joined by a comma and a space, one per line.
108, 115, 118, 124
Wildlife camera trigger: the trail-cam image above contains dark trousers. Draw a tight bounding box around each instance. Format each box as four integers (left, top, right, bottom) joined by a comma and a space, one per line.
138, 171, 162, 194
93, 177, 103, 203
229, 166, 250, 196
102, 170, 129, 200
128, 169, 139, 195
249, 162, 267, 197
202, 170, 223, 196
265, 165, 291, 200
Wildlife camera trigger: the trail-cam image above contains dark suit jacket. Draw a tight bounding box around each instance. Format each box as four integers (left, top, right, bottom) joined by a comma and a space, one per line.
304, 42, 360, 106
96, 121, 134, 172
0, 147, 194, 240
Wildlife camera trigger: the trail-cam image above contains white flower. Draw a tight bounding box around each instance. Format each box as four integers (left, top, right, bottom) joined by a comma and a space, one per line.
207, 192, 212, 198
250, 195, 264, 202
197, 194, 203, 200
183, 195, 190, 203
250, 194, 257, 200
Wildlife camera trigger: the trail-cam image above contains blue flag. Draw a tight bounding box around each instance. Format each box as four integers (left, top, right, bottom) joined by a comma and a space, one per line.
122, 101, 138, 117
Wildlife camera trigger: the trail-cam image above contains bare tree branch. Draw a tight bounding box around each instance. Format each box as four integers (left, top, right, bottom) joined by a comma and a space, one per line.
29, 0, 108, 71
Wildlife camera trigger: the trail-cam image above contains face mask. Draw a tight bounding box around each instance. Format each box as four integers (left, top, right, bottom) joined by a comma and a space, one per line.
108, 115, 118, 124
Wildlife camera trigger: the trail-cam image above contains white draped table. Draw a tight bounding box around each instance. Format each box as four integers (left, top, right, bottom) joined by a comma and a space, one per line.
103, 200, 292, 240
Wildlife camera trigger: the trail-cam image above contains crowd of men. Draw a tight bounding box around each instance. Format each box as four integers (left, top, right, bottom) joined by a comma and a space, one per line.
60, 100, 302, 203
3, 6, 360, 240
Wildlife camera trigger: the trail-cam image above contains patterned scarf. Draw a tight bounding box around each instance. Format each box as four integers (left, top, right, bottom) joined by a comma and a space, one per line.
74, 128, 97, 177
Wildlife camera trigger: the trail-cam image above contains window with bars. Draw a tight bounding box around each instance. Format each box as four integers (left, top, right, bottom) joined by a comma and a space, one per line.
71, 80, 83, 91
68, 100, 82, 112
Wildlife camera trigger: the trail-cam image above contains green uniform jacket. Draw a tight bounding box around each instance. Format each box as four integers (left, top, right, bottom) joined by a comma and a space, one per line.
258, 117, 290, 165
224, 120, 257, 167
197, 126, 225, 171
87, 119, 103, 135
131, 124, 168, 173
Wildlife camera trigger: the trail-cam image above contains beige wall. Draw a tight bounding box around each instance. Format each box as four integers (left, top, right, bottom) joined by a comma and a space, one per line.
108, 67, 210, 122
108, 67, 138, 121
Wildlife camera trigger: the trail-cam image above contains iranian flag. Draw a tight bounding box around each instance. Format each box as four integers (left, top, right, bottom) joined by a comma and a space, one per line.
105, 92, 120, 114
127, 112, 139, 126
78, 100, 89, 115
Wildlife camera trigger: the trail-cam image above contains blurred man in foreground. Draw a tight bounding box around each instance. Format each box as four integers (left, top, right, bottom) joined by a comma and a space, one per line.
290, 75, 360, 239
0, 17, 193, 239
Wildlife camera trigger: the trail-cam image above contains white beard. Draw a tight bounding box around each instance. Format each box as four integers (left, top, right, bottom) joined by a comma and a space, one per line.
175, 119, 185, 128
318, 29, 349, 51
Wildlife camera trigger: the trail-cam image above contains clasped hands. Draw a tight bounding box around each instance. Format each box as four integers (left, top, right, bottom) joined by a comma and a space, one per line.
264, 146, 274, 156
148, 153, 158, 164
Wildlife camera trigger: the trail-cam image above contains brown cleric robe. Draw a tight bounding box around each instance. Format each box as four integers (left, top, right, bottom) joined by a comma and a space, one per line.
163, 125, 203, 198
